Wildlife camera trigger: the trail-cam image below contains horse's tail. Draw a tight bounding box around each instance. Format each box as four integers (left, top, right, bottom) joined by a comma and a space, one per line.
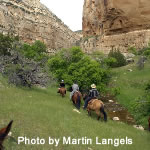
76, 92, 81, 110
100, 105, 107, 122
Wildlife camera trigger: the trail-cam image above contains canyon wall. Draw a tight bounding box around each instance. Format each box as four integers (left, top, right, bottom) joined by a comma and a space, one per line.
82, 0, 150, 54
0, 0, 80, 53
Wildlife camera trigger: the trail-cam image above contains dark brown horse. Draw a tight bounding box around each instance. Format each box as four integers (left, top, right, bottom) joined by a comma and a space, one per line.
0, 120, 13, 150
83, 94, 107, 121
57, 87, 66, 97
72, 91, 82, 110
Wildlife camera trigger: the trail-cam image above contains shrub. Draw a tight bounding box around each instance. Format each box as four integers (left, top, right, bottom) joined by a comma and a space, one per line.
128, 46, 137, 55
48, 47, 110, 92
143, 49, 150, 57
103, 57, 117, 68
138, 42, 150, 55
108, 50, 127, 67
1, 50, 50, 87
145, 81, 150, 91
110, 87, 120, 96
130, 95, 150, 128
21, 40, 47, 61
0, 33, 17, 56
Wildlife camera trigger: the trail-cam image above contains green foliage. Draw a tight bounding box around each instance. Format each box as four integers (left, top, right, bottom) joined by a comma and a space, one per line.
143, 49, 150, 57
21, 40, 47, 61
110, 87, 121, 96
145, 82, 150, 91
108, 50, 127, 67
112, 61, 150, 128
103, 57, 117, 68
90, 51, 117, 69
48, 47, 110, 92
138, 41, 150, 55
90, 51, 106, 65
0, 33, 17, 56
130, 95, 150, 127
128, 46, 137, 55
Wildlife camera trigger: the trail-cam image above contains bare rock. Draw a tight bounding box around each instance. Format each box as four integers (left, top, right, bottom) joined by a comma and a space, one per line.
113, 117, 120, 121
127, 69, 133, 72
109, 100, 114, 103
81, 0, 150, 54
133, 125, 144, 131
0, 0, 80, 53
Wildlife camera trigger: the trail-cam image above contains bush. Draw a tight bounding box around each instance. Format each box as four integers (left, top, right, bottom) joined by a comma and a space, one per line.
0, 33, 18, 56
108, 50, 127, 67
145, 81, 150, 91
1, 51, 50, 87
130, 95, 150, 128
48, 47, 110, 92
21, 40, 47, 61
143, 49, 150, 57
128, 46, 137, 55
103, 57, 117, 68
138, 42, 150, 55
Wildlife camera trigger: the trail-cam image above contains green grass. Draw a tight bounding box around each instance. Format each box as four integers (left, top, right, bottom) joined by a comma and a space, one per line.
0, 75, 150, 150
111, 58, 150, 128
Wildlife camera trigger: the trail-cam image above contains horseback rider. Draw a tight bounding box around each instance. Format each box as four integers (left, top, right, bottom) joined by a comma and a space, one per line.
70, 81, 79, 100
83, 84, 99, 109
59, 80, 65, 88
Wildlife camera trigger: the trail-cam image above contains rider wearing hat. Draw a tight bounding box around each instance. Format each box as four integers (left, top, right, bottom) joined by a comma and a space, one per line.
83, 84, 99, 109
70, 81, 79, 100
59, 80, 65, 88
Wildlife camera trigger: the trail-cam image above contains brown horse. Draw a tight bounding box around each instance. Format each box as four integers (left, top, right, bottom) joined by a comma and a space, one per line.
148, 116, 150, 131
0, 120, 13, 150
72, 91, 82, 110
57, 87, 66, 97
83, 94, 107, 121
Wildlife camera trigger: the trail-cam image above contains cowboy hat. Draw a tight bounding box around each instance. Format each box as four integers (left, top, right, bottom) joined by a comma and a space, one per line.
91, 84, 96, 88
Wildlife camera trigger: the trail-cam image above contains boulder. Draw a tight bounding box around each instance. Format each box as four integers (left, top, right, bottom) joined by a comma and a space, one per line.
113, 117, 120, 121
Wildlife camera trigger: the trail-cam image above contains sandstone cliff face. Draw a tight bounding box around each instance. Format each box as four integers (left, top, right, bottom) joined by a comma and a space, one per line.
83, 0, 150, 36
0, 0, 80, 53
82, 0, 150, 53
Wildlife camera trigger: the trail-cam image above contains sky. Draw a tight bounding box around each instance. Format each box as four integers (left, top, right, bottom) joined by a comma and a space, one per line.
40, 0, 84, 31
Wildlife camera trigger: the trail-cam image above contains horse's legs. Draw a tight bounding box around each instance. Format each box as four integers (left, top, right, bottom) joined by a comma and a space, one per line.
57, 88, 60, 93
76, 96, 80, 110
97, 116, 100, 120
95, 110, 100, 120
87, 108, 91, 116
100, 106, 107, 122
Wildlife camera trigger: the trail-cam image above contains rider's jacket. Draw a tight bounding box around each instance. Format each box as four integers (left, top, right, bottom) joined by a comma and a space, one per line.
60, 83, 65, 87
72, 84, 79, 91
89, 88, 99, 98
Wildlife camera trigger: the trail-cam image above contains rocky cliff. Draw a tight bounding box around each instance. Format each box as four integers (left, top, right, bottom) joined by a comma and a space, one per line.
0, 0, 80, 53
82, 0, 150, 53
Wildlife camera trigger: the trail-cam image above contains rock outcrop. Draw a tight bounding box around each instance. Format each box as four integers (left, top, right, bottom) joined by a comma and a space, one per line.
82, 0, 150, 53
0, 0, 80, 53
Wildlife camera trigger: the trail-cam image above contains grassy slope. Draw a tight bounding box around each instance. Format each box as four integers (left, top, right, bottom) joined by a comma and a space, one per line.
0, 75, 150, 150
111, 58, 150, 128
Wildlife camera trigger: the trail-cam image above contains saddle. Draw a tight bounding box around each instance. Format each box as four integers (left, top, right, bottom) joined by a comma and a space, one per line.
72, 90, 79, 96
88, 99, 98, 104
88, 99, 103, 105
